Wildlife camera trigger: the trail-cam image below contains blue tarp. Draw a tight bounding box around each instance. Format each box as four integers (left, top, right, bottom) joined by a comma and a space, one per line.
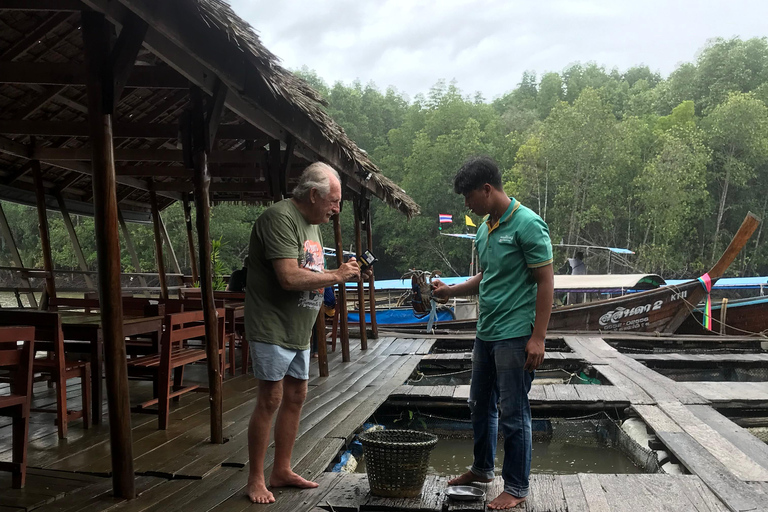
348, 308, 454, 325
665, 276, 768, 289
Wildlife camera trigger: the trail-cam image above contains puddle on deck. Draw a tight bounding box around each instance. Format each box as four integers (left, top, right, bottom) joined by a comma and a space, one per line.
356, 437, 643, 476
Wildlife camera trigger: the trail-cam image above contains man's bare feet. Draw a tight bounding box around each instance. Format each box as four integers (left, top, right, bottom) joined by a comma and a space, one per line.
247, 480, 275, 504
487, 491, 525, 510
269, 470, 319, 489
448, 470, 493, 486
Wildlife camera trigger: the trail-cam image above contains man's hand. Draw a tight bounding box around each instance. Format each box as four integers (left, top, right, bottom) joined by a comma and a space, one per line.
361, 266, 373, 281
430, 279, 452, 300
337, 257, 361, 282
524, 334, 545, 371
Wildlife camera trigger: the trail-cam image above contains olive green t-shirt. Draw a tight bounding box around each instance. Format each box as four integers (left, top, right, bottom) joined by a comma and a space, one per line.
244, 200, 324, 350
475, 198, 553, 341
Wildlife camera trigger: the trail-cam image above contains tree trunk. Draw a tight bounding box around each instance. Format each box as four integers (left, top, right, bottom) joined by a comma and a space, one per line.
712, 165, 731, 264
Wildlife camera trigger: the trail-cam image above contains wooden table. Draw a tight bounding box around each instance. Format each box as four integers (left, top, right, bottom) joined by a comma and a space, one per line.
58, 312, 164, 424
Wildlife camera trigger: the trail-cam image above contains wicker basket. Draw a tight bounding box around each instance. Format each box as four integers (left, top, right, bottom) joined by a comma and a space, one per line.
358, 429, 438, 498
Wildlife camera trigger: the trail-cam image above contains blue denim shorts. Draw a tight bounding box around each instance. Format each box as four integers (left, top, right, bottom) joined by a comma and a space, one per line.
249, 341, 309, 381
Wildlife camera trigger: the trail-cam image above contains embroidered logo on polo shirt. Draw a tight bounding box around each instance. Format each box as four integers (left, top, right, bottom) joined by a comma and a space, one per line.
498, 235, 515, 243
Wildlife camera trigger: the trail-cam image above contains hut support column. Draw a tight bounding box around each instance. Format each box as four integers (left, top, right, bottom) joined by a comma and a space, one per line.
365, 208, 378, 339
149, 186, 168, 299
55, 192, 95, 291
182, 195, 199, 284
82, 10, 136, 499
0, 203, 38, 308
158, 210, 182, 286
353, 203, 367, 350
333, 213, 350, 362
187, 85, 224, 444
31, 160, 56, 301
117, 209, 149, 296
315, 306, 329, 377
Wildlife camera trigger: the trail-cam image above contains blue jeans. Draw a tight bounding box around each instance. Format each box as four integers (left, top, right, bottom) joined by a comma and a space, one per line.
468, 336, 533, 498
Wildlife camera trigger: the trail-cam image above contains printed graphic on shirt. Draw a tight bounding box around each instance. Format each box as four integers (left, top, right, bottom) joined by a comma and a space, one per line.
298, 239, 324, 309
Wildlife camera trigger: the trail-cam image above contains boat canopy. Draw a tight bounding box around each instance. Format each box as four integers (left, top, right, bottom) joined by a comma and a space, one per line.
665, 276, 768, 290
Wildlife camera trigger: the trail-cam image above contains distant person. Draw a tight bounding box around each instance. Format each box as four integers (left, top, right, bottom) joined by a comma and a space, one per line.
226, 257, 248, 292
244, 162, 366, 504
431, 156, 554, 510
567, 251, 586, 275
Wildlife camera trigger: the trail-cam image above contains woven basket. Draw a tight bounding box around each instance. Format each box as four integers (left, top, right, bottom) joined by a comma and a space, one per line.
358, 429, 438, 498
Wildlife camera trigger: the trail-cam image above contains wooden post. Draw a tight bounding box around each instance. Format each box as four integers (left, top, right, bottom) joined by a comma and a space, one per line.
182, 194, 199, 284
366, 209, 379, 339
117, 208, 149, 296
189, 86, 223, 444
55, 192, 95, 291
82, 10, 134, 499
149, 186, 168, 299
315, 306, 329, 377
31, 160, 56, 299
353, 204, 367, 350
158, 210, 182, 277
0, 203, 38, 307
333, 213, 350, 362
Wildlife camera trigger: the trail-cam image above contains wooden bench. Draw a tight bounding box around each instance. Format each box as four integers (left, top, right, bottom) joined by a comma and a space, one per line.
127, 308, 226, 429
0, 310, 91, 439
0, 326, 35, 488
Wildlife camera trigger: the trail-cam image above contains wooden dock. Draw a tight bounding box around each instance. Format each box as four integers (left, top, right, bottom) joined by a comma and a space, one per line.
3, 335, 768, 512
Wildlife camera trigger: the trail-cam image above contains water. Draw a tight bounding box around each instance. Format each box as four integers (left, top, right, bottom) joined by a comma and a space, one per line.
656, 367, 768, 382
356, 437, 642, 476
411, 368, 598, 386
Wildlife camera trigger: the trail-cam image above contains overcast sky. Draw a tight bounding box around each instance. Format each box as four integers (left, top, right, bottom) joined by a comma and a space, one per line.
228, 0, 768, 101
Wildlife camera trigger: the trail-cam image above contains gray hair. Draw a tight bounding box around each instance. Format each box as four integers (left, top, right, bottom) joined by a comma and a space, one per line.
292, 162, 340, 200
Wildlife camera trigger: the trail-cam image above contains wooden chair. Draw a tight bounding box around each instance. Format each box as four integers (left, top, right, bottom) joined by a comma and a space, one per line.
0, 326, 35, 488
0, 310, 91, 439
127, 308, 225, 429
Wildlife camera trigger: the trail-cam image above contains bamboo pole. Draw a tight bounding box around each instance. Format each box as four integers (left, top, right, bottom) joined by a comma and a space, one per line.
0, 203, 38, 307
353, 205, 367, 350
366, 208, 378, 339
159, 212, 182, 277
31, 159, 56, 300
149, 186, 168, 299
117, 209, 149, 296
189, 86, 223, 444
333, 213, 350, 362
82, 10, 134, 499
182, 194, 199, 283
55, 192, 95, 291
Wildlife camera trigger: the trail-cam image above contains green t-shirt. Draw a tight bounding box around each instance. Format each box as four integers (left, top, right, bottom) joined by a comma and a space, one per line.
244, 199, 324, 350
475, 198, 553, 341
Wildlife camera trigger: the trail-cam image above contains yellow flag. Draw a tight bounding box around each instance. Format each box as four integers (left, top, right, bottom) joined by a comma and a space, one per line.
465, 215, 476, 227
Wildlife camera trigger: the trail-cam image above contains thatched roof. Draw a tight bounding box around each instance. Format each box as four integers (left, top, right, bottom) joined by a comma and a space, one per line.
0, 0, 420, 221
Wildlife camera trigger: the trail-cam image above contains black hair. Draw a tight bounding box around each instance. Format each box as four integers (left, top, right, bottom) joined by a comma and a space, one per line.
575, 251, 584, 260
453, 156, 503, 195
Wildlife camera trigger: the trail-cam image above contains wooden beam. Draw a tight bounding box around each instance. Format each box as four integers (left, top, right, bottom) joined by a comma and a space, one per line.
182, 194, 198, 283
117, 208, 149, 294
115, 165, 281, 178
315, 306, 328, 377
82, 10, 134, 499
353, 203, 367, 350
158, 210, 181, 276
110, 13, 148, 107
267, 139, 282, 200
149, 187, 168, 299
55, 192, 95, 290
0, 162, 32, 186
0, 12, 72, 61
0, 120, 267, 139
206, 78, 227, 151
151, 181, 268, 193
188, 86, 223, 444
0, 0, 83, 10
34, 146, 264, 163
0, 62, 188, 88
15, 86, 68, 120
0, 202, 38, 307
333, 212, 350, 362
31, 160, 56, 299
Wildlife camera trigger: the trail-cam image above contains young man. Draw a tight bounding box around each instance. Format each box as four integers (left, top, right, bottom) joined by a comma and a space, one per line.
432, 156, 554, 510
244, 162, 364, 504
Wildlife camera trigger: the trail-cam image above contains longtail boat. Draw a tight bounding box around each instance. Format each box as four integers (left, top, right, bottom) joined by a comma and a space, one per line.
676, 296, 768, 336
379, 213, 760, 335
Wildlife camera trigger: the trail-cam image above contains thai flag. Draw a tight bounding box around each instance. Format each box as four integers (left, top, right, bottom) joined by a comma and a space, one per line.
438, 214, 453, 223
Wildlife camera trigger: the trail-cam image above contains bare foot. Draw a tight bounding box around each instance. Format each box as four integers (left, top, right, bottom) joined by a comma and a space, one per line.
269, 470, 319, 489
247, 480, 275, 504
487, 491, 525, 510
448, 470, 493, 486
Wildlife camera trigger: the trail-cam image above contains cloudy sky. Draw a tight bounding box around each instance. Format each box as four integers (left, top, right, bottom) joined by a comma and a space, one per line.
228, 0, 768, 100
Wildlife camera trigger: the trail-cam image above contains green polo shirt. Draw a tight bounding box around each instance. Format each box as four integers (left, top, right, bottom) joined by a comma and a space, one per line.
475, 198, 553, 341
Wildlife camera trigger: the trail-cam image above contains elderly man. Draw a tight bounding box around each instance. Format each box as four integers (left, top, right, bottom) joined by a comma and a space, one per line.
245, 162, 362, 504
432, 156, 554, 510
